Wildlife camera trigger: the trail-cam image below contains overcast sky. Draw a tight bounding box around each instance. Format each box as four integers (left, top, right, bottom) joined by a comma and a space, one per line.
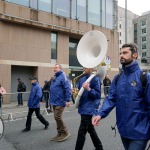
118, 0, 150, 16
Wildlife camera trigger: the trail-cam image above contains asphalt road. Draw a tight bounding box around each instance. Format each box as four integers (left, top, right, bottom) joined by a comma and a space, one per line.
0, 107, 125, 150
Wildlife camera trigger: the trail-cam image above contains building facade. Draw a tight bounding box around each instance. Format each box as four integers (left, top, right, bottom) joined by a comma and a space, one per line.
133, 11, 150, 71
117, 6, 139, 69
0, 0, 119, 103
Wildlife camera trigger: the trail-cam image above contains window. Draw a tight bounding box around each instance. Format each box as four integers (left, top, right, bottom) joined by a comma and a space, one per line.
106, 0, 113, 29
141, 36, 146, 42
6, 0, 29, 7
69, 39, 81, 67
51, 32, 57, 60
141, 28, 146, 34
141, 20, 146, 26
38, 0, 51, 12
77, 0, 86, 22
88, 0, 100, 26
30, 0, 38, 9
134, 23, 137, 29
120, 40, 121, 44
71, 0, 77, 19
119, 24, 121, 28
120, 32, 121, 36
142, 43, 146, 49
142, 52, 146, 57
52, 0, 70, 18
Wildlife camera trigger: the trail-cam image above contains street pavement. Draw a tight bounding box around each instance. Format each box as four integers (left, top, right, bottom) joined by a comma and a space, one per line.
0, 100, 123, 150
0, 101, 149, 150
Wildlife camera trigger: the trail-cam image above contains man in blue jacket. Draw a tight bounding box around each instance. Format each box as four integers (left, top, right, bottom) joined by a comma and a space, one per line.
75, 68, 103, 150
50, 64, 71, 142
22, 77, 49, 132
92, 43, 150, 150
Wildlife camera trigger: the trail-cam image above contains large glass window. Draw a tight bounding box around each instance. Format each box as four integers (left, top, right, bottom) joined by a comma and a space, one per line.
71, 0, 77, 19
38, 0, 51, 12
51, 32, 57, 60
101, 0, 106, 27
52, 0, 70, 18
6, 0, 29, 7
77, 0, 86, 22
69, 39, 81, 67
88, 0, 100, 26
106, 0, 113, 29
30, 0, 38, 9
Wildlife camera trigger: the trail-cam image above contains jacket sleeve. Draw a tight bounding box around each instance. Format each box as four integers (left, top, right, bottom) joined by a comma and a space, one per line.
61, 77, 72, 102
98, 76, 117, 118
33, 86, 42, 106
144, 73, 150, 118
88, 77, 101, 99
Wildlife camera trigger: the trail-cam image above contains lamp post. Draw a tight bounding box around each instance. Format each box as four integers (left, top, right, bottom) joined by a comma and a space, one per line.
125, 0, 127, 43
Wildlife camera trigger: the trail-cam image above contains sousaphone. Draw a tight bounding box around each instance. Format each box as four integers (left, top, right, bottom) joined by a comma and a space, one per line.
75, 30, 108, 108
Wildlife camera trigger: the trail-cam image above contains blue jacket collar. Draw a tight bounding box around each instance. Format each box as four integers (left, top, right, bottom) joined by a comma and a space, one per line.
32, 81, 38, 86
122, 61, 140, 74
55, 70, 63, 77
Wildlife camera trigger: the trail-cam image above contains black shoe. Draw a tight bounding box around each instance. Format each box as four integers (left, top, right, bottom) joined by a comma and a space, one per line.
44, 123, 49, 130
22, 128, 30, 132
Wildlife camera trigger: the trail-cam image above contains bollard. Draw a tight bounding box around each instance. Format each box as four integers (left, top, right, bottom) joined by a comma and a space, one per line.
8, 113, 13, 121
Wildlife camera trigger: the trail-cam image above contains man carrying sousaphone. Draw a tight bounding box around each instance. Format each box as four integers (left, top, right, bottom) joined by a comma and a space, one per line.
75, 67, 104, 150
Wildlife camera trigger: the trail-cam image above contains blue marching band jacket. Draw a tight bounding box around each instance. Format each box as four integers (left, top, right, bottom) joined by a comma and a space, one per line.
98, 61, 150, 140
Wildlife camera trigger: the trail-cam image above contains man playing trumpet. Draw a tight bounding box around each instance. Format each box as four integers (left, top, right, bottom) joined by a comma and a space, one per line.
75, 67, 103, 150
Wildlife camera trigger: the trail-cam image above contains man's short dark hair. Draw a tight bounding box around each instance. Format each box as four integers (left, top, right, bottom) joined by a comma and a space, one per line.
122, 43, 138, 54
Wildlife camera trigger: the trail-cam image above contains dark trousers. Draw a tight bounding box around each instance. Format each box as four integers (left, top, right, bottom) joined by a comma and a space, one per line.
17, 93, 23, 105
75, 115, 103, 150
71, 95, 75, 104
26, 108, 49, 130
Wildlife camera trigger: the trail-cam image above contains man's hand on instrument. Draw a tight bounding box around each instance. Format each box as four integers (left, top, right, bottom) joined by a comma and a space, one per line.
92, 116, 102, 126
82, 82, 91, 91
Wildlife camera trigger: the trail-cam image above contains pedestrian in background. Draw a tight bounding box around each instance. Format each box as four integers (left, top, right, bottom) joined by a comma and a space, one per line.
50, 64, 71, 142
17, 78, 24, 106
0, 83, 6, 108
92, 43, 150, 150
103, 75, 111, 97
42, 80, 50, 110
75, 67, 103, 150
22, 77, 49, 132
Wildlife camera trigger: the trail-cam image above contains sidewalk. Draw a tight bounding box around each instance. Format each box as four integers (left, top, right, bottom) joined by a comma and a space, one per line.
1, 92, 105, 121
1, 101, 77, 121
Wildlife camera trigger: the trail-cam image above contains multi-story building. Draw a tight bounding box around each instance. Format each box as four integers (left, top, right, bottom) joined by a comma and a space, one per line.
0, 0, 119, 103
133, 11, 150, 71
117, 6, 139, 69
118, 6, 139, 48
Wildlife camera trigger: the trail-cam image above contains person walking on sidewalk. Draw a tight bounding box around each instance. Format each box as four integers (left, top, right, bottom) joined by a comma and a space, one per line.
75, 68, 103, 150
50, 64, 71, 142
22, 77, 49, 132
